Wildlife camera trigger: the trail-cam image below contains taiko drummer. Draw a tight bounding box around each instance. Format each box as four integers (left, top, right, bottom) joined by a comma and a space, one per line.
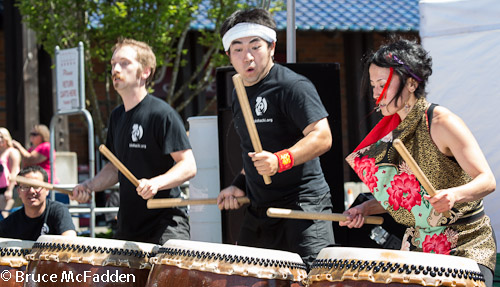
216, 8, 336, 270
72, 39, 197, 245
339, 36, 496, 286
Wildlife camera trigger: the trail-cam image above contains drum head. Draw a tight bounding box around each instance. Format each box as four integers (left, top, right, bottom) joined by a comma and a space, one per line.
152, 239, 308, 282
307, 247, 485, 286
28, 235, 159, 269
0, 237, 34, 268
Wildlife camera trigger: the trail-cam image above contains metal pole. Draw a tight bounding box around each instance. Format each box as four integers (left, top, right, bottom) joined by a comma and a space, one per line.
51, 42, 97, 237
286, 0, 296, 63
49, 46, 60, 201
82, 109, 96, 237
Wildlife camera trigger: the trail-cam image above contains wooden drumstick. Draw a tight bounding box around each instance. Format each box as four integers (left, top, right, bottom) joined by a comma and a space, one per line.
147, 196, 250, 209
393, 139, 451, 218
232, 74, 272, 185
267, 208, 384, 225
99, 144, 139, 187
14, 175, 73, 195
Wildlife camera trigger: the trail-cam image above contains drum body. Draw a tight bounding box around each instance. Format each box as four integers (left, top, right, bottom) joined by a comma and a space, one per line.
0, 238, 34, 287
24, 235, 158, 287
306, 247, 485, 287
146, 239, 308, 287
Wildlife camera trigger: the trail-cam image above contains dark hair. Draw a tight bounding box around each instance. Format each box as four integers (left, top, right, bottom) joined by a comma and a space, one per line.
220, 8, 277, 50
360, 36, 433, 107
18, 166, 48, 183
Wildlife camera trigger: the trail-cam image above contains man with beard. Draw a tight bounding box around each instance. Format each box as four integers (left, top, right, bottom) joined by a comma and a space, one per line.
72, 39, 196, 244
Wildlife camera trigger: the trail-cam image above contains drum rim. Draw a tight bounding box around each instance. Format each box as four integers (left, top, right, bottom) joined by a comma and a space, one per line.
162, 239, 304, 264
0, 238, 34, 267
315, 247, 481, 272
307, 247, 485, 286
151, 239, 308, 282
27, 235, 159, 269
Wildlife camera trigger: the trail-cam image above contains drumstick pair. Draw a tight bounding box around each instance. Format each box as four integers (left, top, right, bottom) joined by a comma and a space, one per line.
98, 144, 252, 208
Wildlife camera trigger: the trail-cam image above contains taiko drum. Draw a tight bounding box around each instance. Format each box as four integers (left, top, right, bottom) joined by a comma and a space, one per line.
305, 247, 485, 287
24, 235, 158, 287
146, 239, 308, 287
0, 238, 34, 287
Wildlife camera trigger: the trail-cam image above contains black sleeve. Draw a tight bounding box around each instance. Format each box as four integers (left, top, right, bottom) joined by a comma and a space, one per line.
0, 219, 7, 237
162, 108, 191, 155
0, 211, 30, 240
48, 202, 76, 235
285, 79, 329, 131
105, 107, 119, 156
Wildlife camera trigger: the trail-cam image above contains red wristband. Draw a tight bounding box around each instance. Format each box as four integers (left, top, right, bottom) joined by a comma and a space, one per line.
274, 149, 294, 173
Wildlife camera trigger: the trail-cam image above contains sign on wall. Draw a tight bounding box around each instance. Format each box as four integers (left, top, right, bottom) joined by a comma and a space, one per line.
55, 44, 84, 111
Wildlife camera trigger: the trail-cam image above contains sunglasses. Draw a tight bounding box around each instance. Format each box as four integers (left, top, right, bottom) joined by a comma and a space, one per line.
18, 186, 44, 192
29, 132, 40, 136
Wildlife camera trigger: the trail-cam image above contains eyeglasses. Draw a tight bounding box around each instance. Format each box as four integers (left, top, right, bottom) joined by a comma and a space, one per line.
18, 186, 44, 192
29, 132, 40, 136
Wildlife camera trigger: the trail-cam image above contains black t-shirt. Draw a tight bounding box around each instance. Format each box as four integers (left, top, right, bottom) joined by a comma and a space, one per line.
232, 64, 330, 207
0, 200, 75, 241
106, 94, 191, 243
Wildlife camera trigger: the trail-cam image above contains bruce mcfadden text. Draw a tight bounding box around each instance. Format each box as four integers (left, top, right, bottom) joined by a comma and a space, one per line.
12, 270, 136, 283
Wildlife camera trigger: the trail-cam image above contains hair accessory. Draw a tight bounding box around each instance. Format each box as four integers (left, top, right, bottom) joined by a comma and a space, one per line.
274, 149, 294, 173
222, 23, 277, 51
392, 55, 422, 82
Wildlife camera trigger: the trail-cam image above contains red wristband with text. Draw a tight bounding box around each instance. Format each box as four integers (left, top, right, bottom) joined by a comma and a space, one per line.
275, 149, 294, 173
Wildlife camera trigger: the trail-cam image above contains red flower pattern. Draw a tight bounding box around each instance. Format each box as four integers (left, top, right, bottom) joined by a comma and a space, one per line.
422, 233, 451, 255
387, 172, 421, 211
354, 156, 378, 192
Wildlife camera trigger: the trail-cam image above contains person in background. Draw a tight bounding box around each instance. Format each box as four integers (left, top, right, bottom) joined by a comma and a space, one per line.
216, 8, 335, 270
72, 38, 196, 245
12, 124, 57, 183
0, 165, 76, 240
0, 128, 21, 219
339, 36, 496, 286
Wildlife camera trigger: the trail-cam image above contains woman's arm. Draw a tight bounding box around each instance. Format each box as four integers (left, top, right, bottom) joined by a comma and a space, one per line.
427, 106, 495, 211
12, 140, 48, 166
6, 149, 21, 196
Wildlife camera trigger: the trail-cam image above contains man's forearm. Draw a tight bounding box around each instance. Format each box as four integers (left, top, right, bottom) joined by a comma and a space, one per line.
86, 163, 119, 191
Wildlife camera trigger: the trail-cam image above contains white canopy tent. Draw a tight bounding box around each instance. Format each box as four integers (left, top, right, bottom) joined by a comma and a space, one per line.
419, 0, 500, 246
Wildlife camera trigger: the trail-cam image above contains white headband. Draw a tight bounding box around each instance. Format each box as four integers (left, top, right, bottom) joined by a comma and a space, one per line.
222, 23, 277, 51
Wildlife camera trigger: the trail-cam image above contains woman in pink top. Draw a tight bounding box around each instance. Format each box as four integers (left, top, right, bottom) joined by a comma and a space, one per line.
0, 127, 21, 218
12, 124, 56, 183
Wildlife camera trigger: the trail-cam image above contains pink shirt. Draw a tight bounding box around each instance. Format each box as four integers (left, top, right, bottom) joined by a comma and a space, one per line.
28, 142, 56, 183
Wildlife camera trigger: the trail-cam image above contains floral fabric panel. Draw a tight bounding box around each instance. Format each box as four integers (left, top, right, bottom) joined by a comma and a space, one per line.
350, 149, 454, 255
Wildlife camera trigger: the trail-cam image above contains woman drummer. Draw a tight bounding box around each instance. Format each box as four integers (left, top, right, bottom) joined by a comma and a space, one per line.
339, 36, 496, 286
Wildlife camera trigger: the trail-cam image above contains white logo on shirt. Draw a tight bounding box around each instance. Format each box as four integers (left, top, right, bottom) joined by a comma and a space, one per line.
131, 124, 143, 142
41, 223, 49, 235
255, 97, 267, 116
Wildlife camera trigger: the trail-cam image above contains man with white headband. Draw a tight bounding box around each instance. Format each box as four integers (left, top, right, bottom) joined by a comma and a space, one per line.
217, 8, 335, 270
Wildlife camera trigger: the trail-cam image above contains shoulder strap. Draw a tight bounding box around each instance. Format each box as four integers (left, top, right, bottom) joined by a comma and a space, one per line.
426, 103, 439, 131
41, 200, 51, 235
44, 200, 51, 224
